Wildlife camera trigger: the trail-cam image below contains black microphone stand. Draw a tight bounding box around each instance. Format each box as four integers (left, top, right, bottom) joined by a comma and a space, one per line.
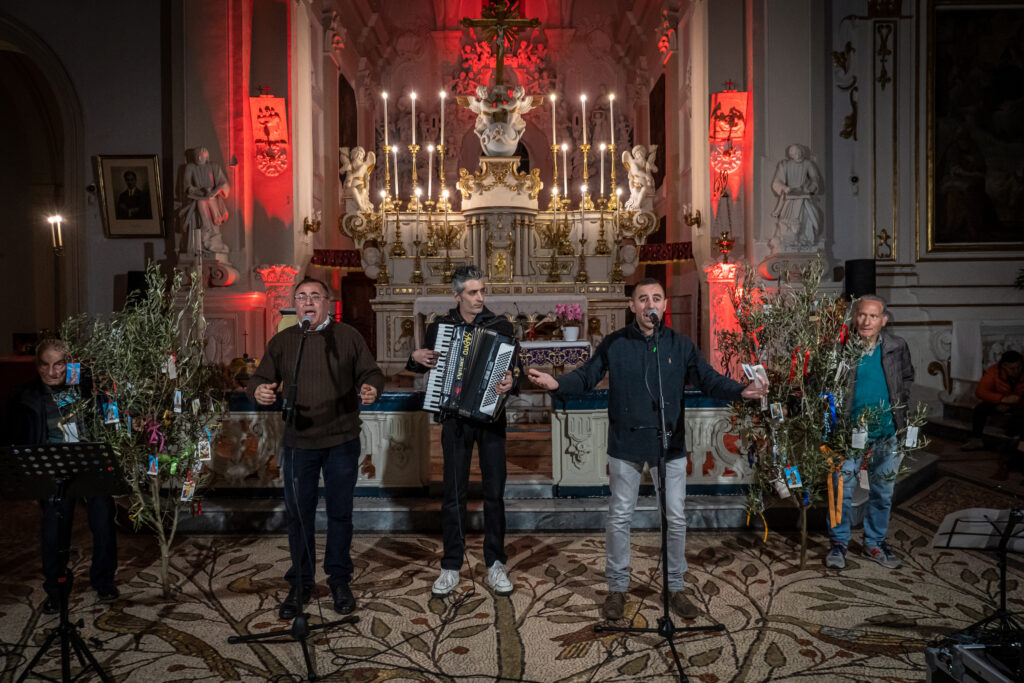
594, 315, 724, 683
227, 319, 359, 682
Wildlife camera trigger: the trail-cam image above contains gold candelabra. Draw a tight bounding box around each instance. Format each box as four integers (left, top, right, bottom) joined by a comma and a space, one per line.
594, 197, 611, 254
433, 204, 461, 283
407, 144, 421, 212
575, 231, 589, 283
376, 219, 391, 285
549, 144, 560, 210
579, 143, 594, 210
437, 144, 450, 211
389, 205, 406, 257
607, 142, 619, 210
382, 144, 393, 205
410, 235, 424, 283
422, 200, 438, 256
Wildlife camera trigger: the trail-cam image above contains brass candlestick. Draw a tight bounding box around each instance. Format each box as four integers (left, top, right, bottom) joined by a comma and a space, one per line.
422, 200, 438, 256
376, 228, 391, 285
437, 144, 449, 211
594, 196, 611, 254
407, 143, 421, 211
547, 246, 561, 283
575, 231, 589, 283
549, 144, 560, 210
410, 236, 424, 283
558, 198, 574, 255
389, 206, 406, 257
382, 144, 393, 204
579, 143, 594, 210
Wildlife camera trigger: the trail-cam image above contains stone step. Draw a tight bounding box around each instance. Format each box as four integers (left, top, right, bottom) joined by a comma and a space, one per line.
177, 450, 938, 534
926, 416, 1019, 451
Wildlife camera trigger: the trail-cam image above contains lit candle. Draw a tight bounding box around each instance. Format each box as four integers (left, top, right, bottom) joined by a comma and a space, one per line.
382, 92, 389, 146
561, 143, 568, 196
439, 91, 446, 143
599, 143, 606, 195
427, 144, 434, 200
393, 147, 399, 200
48, 215, 63, 249
550, 93, 556, 142
580, 94, 587, 145
410, 92, 417, 145
609, 93, 615, 147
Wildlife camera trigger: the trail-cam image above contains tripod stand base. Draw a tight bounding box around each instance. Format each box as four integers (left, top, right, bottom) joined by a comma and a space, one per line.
17, 619, 113, 683
228, 613, 360, 682
594, 619, 725, 683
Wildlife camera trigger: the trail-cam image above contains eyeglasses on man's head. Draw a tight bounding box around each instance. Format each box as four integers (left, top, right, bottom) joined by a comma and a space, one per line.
294, 293, 325, 304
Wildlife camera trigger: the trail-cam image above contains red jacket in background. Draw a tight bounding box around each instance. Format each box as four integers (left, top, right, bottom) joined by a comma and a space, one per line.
975, 363, 1024, 404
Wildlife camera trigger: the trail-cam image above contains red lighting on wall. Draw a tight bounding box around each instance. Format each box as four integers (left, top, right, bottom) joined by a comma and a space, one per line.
709, 89, 748, 216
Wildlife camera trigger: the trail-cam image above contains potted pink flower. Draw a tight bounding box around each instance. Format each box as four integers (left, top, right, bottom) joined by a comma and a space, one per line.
555, 303, 583, 341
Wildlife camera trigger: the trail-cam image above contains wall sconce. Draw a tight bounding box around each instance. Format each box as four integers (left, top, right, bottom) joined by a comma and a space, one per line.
302, 211, 322, 235
47, 215, 64, 256
682, 204, 702, 228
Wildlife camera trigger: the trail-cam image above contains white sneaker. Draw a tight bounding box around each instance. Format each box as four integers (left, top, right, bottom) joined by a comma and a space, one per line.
432, 569, 459, 596
487, 561, 513, 596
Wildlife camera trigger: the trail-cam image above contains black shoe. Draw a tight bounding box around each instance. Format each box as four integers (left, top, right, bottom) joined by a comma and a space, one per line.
41, 596, 58, 615
331, 583, 356, 615
95, 586, 119, 602
278, 585, 312, 620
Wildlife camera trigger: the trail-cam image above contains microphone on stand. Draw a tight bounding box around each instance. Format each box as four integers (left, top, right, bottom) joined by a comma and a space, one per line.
646, 310, 660, 326
300, 315, 314, 334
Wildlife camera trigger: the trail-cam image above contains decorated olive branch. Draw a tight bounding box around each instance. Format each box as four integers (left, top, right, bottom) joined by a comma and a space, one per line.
61, 264, 225, 596
718, 257, 928, 568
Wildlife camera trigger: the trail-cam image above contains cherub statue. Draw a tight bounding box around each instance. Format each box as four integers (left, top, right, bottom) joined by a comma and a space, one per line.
622, 144, 658, 211
339, 146, 376, 213
503, 85, 538, 138
464, 85, 528, 156
467, 85, 501, 138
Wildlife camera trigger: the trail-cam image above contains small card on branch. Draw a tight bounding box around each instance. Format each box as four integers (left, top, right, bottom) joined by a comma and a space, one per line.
198, 438, 212, 461
852, 427, 868, 449
783, 465, 802, 488
65, 363, 80, 385
167, 354, 177, 380
858, 468, 869, 489
905, 426, 919, 448
173, 390, 183, 413
770, 402, 784, 421
147, 455, 159, 476
180, 479, 196, 502
742, 363, 755, 380
104, 401, 120, 425
60, 421, 80, 443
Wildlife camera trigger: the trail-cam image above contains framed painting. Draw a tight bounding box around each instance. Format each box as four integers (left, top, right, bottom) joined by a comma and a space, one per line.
95, 155, 164, 237
928, 1, 1024, 252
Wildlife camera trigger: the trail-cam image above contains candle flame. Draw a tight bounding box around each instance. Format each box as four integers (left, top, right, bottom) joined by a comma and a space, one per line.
382, 92, 388, 99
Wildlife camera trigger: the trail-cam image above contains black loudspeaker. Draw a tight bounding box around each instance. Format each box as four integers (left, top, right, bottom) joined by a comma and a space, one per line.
844, 259, 876, 300
126, 270, 147, 301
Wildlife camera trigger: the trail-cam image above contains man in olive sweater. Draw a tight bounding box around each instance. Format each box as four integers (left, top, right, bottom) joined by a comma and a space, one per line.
529, 279, 766, 621
249, 276, 385, 620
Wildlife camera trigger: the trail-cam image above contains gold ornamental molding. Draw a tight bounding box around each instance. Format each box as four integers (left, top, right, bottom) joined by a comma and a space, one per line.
457, 158, 542, 201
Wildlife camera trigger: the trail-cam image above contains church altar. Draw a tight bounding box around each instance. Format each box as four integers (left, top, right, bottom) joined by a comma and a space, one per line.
519, 341, 591, 370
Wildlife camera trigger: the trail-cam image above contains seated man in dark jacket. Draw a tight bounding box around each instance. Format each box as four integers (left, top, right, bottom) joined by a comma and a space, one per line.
529, 278, 766, 621
961, 350, 1023, 453
6, 339, 118, 614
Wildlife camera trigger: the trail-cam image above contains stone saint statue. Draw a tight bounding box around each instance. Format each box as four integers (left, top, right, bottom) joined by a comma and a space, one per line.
622, 145, 658, 211
770, 144, 824, 252
339, 146, 376, 213
183, 147, 230, 256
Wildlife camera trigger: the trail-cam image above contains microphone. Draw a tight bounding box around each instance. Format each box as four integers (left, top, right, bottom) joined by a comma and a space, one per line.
300, 315, 313, 333
647, 310, 660, 326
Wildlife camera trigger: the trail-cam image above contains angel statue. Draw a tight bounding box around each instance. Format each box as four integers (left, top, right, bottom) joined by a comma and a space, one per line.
339, 146, 376, 213
465, 85, 518, 156
504, 85, 538, 138
622, 144, 658, 211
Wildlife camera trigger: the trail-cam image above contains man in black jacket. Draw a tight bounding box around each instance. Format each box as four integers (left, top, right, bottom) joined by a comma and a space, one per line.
407, 265, 516, 597
529, 279, 766, 620
6, 339, 118, 614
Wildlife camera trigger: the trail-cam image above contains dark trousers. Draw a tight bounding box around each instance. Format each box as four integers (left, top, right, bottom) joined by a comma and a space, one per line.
440, 419, 508, 570
972, 401, 1024, 438
40, 495, 118, 598
280, 438, 360, 589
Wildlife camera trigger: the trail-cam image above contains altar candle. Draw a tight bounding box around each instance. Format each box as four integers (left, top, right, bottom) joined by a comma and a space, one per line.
599, 143, 606, 195
393, 147, 399, 199
608, 93, 615, 147
439, 91, 446, 142
382, 92, 389, 146
580, 95, 587, 145
410, 92, 417, 145
550, 93, 556, 142
427, 144, 434, 200
561, 143, 568, 196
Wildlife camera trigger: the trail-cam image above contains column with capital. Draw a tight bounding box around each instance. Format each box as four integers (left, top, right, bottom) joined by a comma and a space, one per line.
255, 264, 300, 335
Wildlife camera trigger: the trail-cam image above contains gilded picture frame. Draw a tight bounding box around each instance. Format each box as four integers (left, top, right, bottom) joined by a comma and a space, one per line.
927, 0, 1024, 252
95, 154, 164, 237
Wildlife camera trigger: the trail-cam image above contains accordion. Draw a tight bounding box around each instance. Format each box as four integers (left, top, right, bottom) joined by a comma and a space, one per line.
423, 322, 519, 422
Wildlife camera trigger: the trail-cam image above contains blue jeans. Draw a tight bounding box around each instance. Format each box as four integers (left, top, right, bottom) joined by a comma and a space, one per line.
606, 456, 687, 592
828, 435, 899, 549
280, 438, 359, 589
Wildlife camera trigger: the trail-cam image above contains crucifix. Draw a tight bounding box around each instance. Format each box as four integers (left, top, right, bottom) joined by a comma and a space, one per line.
461, 1, 539, 87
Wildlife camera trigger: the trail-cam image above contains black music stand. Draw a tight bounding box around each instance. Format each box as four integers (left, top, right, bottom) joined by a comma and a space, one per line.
0, 442, 120, 683
228, 322, 360, 682
594, 322, 724, 683
932, 507, 1024, 681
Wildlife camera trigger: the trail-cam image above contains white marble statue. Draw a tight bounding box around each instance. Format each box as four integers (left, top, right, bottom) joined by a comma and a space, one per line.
622, 145, 658, 211
465, 85, 535, 156
339, 146, 376, 213
769, 144, 824, 252
183, 147, 231, 256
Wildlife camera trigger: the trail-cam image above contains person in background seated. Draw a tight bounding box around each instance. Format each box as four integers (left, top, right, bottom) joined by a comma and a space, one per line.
5, 338, 118, 614
962, 350, 1024, 454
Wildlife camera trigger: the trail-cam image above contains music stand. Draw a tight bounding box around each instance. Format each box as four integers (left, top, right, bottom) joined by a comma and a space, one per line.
932, 507, 1024, 680
0, 442, 121, 683
593, 321, 724, 683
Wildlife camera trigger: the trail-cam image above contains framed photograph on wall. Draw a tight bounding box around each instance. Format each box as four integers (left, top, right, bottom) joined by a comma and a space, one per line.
95, 154, 163, 237
928, 1, 1024, 252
